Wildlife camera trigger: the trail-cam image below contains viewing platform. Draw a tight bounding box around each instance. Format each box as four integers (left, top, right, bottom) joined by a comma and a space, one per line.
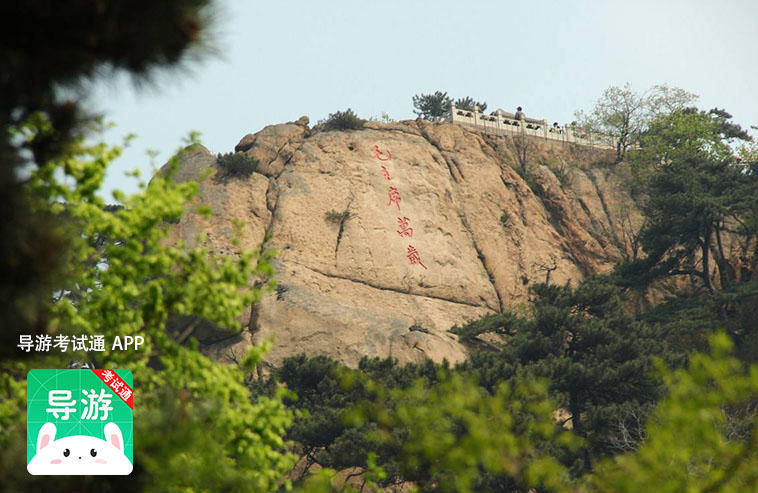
447, 103, 617, 150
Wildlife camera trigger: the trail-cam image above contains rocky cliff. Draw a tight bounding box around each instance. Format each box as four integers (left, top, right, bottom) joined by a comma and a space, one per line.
164, 118, 643, 368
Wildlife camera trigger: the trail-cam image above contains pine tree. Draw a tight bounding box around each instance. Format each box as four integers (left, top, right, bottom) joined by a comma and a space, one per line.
461, 277, 663, 474
412, 91, 452, 120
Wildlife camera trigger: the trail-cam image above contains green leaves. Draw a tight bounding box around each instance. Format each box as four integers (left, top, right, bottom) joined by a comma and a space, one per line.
627, 107, 757, 293
321, 109, 365, 131
575, 83, 698, 162
0, 122, 296, 491
412, 91, 452, 120
589, 333, 758, 493
454, 97, 488, 113
461, 277, 664, 474
369, 374, 577, 493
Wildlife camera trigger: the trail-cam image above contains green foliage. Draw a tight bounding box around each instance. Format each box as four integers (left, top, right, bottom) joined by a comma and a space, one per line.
500, 211, 511, 228
450, 312, 523, 343
620, 107, 757, 294
575, 83, 698, 162
368, 112, 395, 123
216, 151, 259, 177
738, 139, 758, 171
0, 122, 296, 492
0, 0, 216, 353
363, 374, 578, 493
290, 334, 757, 493
325, 209, 352, 225
461, 277, 664, 474
412, 91, 452, 120
296, 452, 387, 492
322, 109, 365, 131
253, 354, 446, 488
455, 96, 487, 113
589, 333, 758, 493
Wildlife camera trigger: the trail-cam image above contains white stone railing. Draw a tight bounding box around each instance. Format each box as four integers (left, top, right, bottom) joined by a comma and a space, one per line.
447, 103, 617, 150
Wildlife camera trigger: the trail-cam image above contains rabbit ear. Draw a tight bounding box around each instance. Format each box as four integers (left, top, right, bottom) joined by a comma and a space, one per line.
104, 422, 124, 452
37, 423, 56, 451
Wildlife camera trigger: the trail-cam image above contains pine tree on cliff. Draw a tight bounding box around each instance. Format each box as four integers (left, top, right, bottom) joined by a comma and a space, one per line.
412, 91, 452, 120
459, 276, 664, 475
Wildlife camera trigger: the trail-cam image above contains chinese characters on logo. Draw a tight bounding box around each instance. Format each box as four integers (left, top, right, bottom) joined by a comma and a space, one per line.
99, 369, 134, 404
46, 389, 113, 421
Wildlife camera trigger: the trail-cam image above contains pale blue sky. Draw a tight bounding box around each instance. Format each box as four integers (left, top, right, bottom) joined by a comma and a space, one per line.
89, 0, 758, 197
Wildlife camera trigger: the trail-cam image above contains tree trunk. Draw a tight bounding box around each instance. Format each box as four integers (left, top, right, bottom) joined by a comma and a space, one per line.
569, 396, 593, 472
616, 139, 624, 163
701, 229, 714, 293
713, 224, 733, 288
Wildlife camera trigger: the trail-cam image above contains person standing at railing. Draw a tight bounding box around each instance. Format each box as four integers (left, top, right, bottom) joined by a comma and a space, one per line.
514, 106, 524, 121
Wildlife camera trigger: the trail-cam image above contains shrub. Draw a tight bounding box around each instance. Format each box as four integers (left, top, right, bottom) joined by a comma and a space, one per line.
409, 324, 430, 333
321, 108, 365, 131
454, 96, 487, 112
368, 112, 395, 123
216, 152, 258, 177
275, 284, 288, 300
324, 209, 352, 224
500, 211, 511, 228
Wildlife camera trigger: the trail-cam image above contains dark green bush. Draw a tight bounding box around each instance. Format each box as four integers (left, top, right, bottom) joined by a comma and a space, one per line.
322, 108, 365, 131
216, 152, 259, 177
408, 324, 430, 333
500, 211, 511, 228
455, 96, 487, 112
324, 209, 352, 224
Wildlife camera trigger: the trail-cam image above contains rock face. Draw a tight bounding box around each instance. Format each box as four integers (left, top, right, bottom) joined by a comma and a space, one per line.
164, 119, 643, 368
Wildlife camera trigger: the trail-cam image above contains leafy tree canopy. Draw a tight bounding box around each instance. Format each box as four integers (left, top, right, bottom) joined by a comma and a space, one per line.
0, 122, 296, 492
618, 107, 757, 295
575, 83, 698, 162
589, 333, 757, 493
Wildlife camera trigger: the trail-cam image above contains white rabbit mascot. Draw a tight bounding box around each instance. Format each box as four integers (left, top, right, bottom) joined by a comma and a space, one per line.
27, 422, 133, 475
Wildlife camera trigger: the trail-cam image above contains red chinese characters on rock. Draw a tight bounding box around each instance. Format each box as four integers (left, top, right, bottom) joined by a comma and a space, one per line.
372, 145, 391, 161
381, 165, 392, 181
373, 143, 430, 270
407, 245, 427, 269
397, 216, 413, 238
388, 187, 401, 211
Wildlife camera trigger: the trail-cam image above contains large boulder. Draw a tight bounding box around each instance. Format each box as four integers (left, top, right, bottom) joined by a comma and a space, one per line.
165, 120, 639, 367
